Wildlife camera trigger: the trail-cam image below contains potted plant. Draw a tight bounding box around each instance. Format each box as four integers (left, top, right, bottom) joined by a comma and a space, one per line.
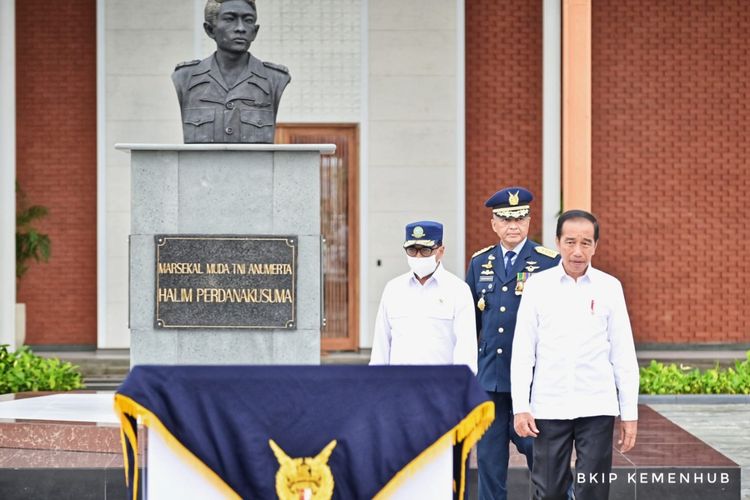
15, 182, 51, 347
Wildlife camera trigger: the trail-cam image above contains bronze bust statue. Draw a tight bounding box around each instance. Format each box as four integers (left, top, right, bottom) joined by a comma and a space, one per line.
172, 0, 291, 144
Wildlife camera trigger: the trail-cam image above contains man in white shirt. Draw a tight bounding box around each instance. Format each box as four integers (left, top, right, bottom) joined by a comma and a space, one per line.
369, 221, 478, 373
511, 210, 639, 500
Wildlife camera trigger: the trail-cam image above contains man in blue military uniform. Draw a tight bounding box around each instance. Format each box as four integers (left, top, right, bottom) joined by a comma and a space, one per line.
172, 0, 290, 144
466, 187, 560, 500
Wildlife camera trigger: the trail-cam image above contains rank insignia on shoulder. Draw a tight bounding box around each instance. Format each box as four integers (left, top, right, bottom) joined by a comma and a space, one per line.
263, 61, 290, 73
535, 246, 559, 258
472, 245, 495, 258
174, 59, 200, 71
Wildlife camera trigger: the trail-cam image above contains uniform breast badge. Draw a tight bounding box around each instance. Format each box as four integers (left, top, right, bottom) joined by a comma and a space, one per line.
515, 272, 531, 295
480, 257, 494, 279
269, 439, 337, 500
477, 290, 486, 311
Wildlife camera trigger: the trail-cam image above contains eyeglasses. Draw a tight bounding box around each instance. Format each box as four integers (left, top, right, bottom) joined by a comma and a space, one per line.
405, 246, 437, 257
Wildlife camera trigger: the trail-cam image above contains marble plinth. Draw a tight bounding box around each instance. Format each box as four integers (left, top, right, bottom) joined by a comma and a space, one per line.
119, 143, 334, 367
0, 392, 142, 500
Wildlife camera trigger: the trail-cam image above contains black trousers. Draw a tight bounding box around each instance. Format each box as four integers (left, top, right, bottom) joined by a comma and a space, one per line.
531, 415, 614, 500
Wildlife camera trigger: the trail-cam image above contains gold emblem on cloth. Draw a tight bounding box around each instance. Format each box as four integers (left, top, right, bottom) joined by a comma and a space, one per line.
477, 296, 486, 311
508, 191, 520, 206
269, 439, 337, 500
411, 226, 426, 238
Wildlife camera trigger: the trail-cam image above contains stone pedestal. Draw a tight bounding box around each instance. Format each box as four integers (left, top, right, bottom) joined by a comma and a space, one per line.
117, 144, 335, 366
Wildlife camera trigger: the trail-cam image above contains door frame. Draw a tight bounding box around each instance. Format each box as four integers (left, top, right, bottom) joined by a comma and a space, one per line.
276, 123, 360, 351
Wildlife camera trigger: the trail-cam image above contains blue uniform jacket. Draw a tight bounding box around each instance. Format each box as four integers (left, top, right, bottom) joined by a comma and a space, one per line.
466, 239, 560, 393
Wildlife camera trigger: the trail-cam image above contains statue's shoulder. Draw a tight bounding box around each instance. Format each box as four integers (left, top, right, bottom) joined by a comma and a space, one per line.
173, 59, 201, 72
262, 61, 290, 74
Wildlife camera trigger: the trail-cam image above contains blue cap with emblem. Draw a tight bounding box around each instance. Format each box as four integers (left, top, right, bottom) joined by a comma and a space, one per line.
403, 221, 443, 248
485, 186, 533, 218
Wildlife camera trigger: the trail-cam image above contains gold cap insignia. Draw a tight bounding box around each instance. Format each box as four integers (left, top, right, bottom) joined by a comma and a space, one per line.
508, 191, 520, 206
411, 226, 426, 238
269, 439, 337, 500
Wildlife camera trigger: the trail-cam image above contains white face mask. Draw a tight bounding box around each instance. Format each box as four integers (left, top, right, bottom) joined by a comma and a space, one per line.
407, 255, 439, 278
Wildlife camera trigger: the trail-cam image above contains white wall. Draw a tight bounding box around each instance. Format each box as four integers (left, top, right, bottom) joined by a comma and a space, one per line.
243, 0, 362, 123
101, 0, 462, 350
101, 0, 362, 347
363, 0, 460, 348
0, 0, 16, 349
102, 0, 192, 348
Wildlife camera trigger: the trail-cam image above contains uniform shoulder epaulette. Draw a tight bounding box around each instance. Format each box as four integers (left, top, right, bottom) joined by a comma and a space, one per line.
174, 59, 200, 71
534, 246, 559, 258
471, 245, 495, 258
262, 61, 289, 74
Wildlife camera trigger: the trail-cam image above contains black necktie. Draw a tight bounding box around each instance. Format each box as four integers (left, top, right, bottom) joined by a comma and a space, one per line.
504, 250, 516, 278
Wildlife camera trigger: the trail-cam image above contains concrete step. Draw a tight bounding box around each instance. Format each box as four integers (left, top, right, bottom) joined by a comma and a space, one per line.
34, 350, 130, 379
82, 377, 125, 391
32, 347, 749, 376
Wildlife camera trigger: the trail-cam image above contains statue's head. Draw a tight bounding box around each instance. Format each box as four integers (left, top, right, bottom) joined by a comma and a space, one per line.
204, 0, 259, 54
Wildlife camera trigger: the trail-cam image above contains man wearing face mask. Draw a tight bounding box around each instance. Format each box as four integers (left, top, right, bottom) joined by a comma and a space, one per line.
369, 221, 478, 374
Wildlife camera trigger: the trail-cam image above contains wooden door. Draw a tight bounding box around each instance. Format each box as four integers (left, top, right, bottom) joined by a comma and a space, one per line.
276, 124, 359, 351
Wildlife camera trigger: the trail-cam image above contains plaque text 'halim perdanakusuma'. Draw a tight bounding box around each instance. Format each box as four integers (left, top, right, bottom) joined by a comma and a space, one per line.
155, 235, 297, 329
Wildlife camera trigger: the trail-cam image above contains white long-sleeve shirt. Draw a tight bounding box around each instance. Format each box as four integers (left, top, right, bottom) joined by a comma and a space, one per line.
369, 263, 478, 374
510, 264, 639, 421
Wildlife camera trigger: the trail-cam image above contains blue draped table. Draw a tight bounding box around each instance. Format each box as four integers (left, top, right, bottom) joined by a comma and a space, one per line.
115, 365, 493, 500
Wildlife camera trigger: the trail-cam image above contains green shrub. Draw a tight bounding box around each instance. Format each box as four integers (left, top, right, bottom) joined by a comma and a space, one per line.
639, 351, 750, 395
0, 345, 85, 394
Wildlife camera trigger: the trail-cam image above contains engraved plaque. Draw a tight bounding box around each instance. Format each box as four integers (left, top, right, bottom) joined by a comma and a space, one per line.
155, 235, 297, 329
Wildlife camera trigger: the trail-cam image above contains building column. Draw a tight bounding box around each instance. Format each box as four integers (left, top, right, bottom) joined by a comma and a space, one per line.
542, 0, 562, 246
96, 0, 107, 347
0, 0, 17, 350
562, 0, 592, 211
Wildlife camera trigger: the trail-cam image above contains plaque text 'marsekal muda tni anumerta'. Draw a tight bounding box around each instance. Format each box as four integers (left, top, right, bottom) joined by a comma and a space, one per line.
154, 235, 297, 329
